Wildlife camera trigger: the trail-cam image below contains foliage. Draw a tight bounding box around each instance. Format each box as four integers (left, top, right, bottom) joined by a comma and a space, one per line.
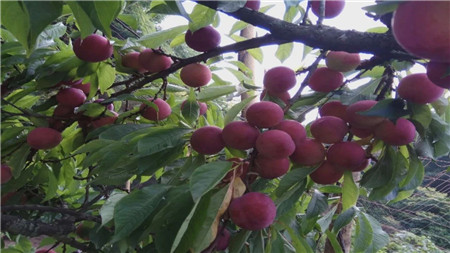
1, 1, 449, 253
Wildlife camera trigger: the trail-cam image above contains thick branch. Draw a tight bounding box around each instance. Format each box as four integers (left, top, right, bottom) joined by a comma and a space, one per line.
1, 214, 75, 237
198, 1, 413, 59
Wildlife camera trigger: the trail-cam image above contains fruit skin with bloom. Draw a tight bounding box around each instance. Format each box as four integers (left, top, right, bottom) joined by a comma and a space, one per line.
273, 120, 307, 145
310, 116, 349, 144
290, 138, 325, 166
263, 66, 297, 93
345, 100, 384, 129
392, 1, 450, 62
327, 142, 366, 171
245, 101, 284, 128
374, 118, 416, 146
140, 98, 172, 121
91, 111, 119, 129
222, 121, 260, 150
73, 34, 113, 62
122, 51, 147, 73
185, 26, 221, 52
255, 130, 295, 159
190, 126, 225, 155
308, 67, 344, 93
309, 161, 343, 185
1, 164, 12, 184
56, 88, 87, 108
244, 0, 261, 11
27, 127, 62, 150
397, 73, 444, 105
228, 192, 276, 231
138, 49, 173, 73
180, 63, 212, 88
254, 156, 290, 179
310, 0, 345, 19
319, 100, 348, 121
326, 51, 361, 72
215, 226, 231, 250
426, 61, 450, 89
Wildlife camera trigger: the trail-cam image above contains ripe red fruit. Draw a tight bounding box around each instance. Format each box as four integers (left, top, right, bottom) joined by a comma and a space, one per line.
190, 126, 225, 155
140, 98, 172, 121
290, 138, 326, 166
426, 61, 450, 89
310, 116, 348, 144
71, 81, 91, 95
260, 89, 291, 105
350, 127, 372, 139
273, 120, 307, 145
374, 118, 416, 146
56, 88, 86, 108
310, 0, 345, 19
255, 130, 295, 159
319, 100, 348, 121
180, 100, 207, 116
94, 99, 114, 111
263, 66, 297, 93
326, 51, 361, 72
308, 67, 344, 93
53, 105, 74, 118
215, 226, 231, 250
1, 164, 12, 184
185, 26, 221, 52
397, 73, 444, 104
309, 161, 343, 185
91, 111, 119, 129
229, 192, 276, 230
254, 156, 290, 179
353, 158, 369, 172
27, 127, 62, 150
345, 100, 384, 129
327, 142, 366, 171
222, 121, 260, 150
244, 0, 261, 11
392, 1, 450, 62
245, 101, 284, 128
180, 63, 212, 88
138, 49, 173, 73
73, 34, 113, 62
122, 52, 147, 73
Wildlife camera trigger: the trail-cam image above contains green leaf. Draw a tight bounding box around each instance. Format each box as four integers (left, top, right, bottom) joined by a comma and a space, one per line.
43, 166, 58, 201
97, 63, 116, 93
399, 146, 424, 191
188, 4, 217, 32
181, 90, 200, 124
189, 161, 232, 201
100, 191, 127, 227
100, 124, 152, 141
409, 103, 432, 136
354, 212, 373, 253
217, 1, 246, 12
112, 184, 171, 243
137, 126, 191, 157
358, 98, 408, 121
228, 230, 251, 253
363, 213, 389, 253
229, 34, 264, 63
281, 223, 314, 253
224, 95, 257, 125
173, 186, 230, 253
333, 206, 357, 233
138, 25, 188, 48
342, 171, 359, 211
275, 43, 294, 62
325, 230, 344, 253
9, 145, 31, 178
67, 2, 95, 38
306, 190, 328, 219
197, 85, 236, 101
93, 1, 124, 37
118, 14, 138, 30
362, 1, 400, 15
78, 102, 106, 117
275, 166, 315, 197
275, 179, 306, 218
317, 205, 337, 233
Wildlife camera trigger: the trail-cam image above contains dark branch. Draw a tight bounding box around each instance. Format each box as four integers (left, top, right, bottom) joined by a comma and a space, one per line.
1, 214, 75, 237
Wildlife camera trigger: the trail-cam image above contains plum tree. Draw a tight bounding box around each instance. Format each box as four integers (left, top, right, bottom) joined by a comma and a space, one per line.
245, 101, 284, 128
309, 161, 344, 185
255, 130, 295, 159
1, 164, 12, 184
345, 100, 385, 129
263, 66, 297, 93
180, 63, 212, 87
73, 34, 113, 62
138, 49, 173, 73
374, 118, 416, 146
27, 127, 62, 150
427, 61, 450, 89
185, 26, 221, 52
326, 51, 361, 72
140, 98, 172, 121
308, 67, 344, 93
222, 121, 260, 150
310, 116, 349, 144
190, 126, 225, 155
56, 88, 87, 108
228, 192, 276, 230
290, 138, 326, 166
392, 1, 450, 62
310, 0, 345, 19
327, 142, 366, 171
397, 73, 444, 104
254, 156, 290, 179
273, 119, 307, 145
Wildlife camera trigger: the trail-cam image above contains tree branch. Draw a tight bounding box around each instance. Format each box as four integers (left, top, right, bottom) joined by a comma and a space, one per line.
1, 214, 75, 237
